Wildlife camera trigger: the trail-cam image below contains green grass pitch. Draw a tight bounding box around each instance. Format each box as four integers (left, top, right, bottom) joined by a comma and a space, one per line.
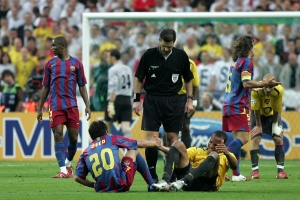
0, 159, 299, 200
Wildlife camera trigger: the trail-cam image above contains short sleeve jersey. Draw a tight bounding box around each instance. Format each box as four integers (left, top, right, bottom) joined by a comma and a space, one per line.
222, 57, 253, 116
178, 59, 200, 95
135, 47, 193, 96
75, 135, 138, 192
251, 85, 283, 117
42, 56, 87, 111
107, 63, 133, 99
187, 147, 236, 190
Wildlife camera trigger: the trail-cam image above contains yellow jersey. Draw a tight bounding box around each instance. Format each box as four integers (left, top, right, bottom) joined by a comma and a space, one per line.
200, 44, 223, 58
187, 147, 236, 190
178, 59, 200, 95
8, 49, 22, 65
15, 58, 37, 88
250, 85, 283, 117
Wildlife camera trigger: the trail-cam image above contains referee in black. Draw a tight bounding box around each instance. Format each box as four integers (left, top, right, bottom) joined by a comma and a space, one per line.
132, 28, 194, 182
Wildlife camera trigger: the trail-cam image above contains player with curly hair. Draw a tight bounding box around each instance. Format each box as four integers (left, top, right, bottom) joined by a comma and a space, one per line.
222, 35, 281, 181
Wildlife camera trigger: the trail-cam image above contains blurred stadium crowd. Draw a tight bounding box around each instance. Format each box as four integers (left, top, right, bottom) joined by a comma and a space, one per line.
0, 0, 300, 113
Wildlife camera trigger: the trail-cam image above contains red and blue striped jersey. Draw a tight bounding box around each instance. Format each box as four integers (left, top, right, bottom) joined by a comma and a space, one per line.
222, 57, 253, 116
75, 135, 138, 192
42, 56, 86, 111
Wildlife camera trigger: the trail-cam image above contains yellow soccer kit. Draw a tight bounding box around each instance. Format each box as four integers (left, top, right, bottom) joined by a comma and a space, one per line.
250, 85, 283, 117
15, 58, 38, 88
187, 147, 236, 190
178, 59, 200, 95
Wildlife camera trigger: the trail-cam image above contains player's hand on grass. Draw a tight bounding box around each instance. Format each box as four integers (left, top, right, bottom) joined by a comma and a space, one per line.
37, 110, 43, 124
132, 102, 141, 116
251, 126, 262, 139
85, 107, 91, 121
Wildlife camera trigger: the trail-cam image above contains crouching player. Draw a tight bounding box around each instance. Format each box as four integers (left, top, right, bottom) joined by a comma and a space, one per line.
74, 121, 161, 192
152, 131, 237, 191
250, 74, 288, 179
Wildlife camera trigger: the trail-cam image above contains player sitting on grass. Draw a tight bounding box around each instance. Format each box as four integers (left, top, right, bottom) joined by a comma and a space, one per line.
74, 120, 161, 192
152, 131, 237, 192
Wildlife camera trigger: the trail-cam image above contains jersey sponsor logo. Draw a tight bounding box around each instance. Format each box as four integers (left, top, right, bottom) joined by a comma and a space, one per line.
172, 74, 179, 83
251, 99, 256, 105
263, 107, 272, 114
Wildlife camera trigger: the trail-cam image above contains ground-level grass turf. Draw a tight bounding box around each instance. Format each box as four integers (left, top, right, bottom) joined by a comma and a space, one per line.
0, 159, 299, 200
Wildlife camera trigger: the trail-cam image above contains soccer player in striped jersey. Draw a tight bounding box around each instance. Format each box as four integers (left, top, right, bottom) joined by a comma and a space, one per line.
222, 35, 280, 181
105, 49, 133, 138
37, 36, 91, 178
74, 120, 160, 192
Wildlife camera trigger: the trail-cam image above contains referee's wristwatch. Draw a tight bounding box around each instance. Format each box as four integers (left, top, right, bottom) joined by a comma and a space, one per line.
187, 95, 194, 100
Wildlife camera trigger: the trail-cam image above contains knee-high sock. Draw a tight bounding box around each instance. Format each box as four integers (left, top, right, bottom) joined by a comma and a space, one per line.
227, 138, 243, 176
66, 142, 77, 162
162, 146, 180, 183
136, 153, 154, 185
145, 147, 158, 180
250, 149, 260, 172
275, 145, 285, 173
55, 142, 66, 167
183, 156, 215, 184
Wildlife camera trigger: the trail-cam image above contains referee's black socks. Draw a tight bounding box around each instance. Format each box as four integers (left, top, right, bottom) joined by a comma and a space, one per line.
145, 147, 159, 181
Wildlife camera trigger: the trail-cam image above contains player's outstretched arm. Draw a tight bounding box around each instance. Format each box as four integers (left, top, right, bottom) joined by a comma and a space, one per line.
137, 140, 161, 148
37, 86, 50, 123
243, 79, 281, 89
74, 175, 95, 188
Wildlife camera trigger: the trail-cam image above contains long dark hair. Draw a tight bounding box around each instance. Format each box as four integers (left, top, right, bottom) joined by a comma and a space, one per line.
232, 35, 254, 61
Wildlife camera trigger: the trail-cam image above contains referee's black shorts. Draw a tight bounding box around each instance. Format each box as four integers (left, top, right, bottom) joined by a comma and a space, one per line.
104, 95, 132, 123
142, 94, 184, 132
250, 110, 282, 135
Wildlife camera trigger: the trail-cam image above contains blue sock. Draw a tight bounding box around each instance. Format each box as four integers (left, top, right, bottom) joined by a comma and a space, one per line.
55, 142, 66, 167
67, 142, 77, 161
136, 153, 154, 185
227, 138, 243, 176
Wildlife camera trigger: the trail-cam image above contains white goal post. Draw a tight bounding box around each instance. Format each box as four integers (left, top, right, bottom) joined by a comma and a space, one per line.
81, 11, 300, 149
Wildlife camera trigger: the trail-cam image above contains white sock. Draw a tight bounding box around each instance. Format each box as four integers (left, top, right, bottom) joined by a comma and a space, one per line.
65, 158, 71, 167
60, 166, 68, 174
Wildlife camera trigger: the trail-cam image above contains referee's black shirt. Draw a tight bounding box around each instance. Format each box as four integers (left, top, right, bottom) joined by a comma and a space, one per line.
135, 47, 194, 96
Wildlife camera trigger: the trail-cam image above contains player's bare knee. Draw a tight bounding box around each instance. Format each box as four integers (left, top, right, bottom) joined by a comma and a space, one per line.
172, 140, 185, 149
251, 136, 261, 146
53, 131, 63, 142
273, 136, 283, 145
209, 151, 219, 160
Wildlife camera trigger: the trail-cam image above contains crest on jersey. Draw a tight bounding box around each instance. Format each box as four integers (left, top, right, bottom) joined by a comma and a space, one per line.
251, 99, 256, 105
265, 99, 270, 104
70, 66, 76, 71
172, 74, 179, 83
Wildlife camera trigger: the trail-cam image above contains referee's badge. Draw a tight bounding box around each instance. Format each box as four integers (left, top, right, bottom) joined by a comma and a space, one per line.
172, 74, 179, 83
